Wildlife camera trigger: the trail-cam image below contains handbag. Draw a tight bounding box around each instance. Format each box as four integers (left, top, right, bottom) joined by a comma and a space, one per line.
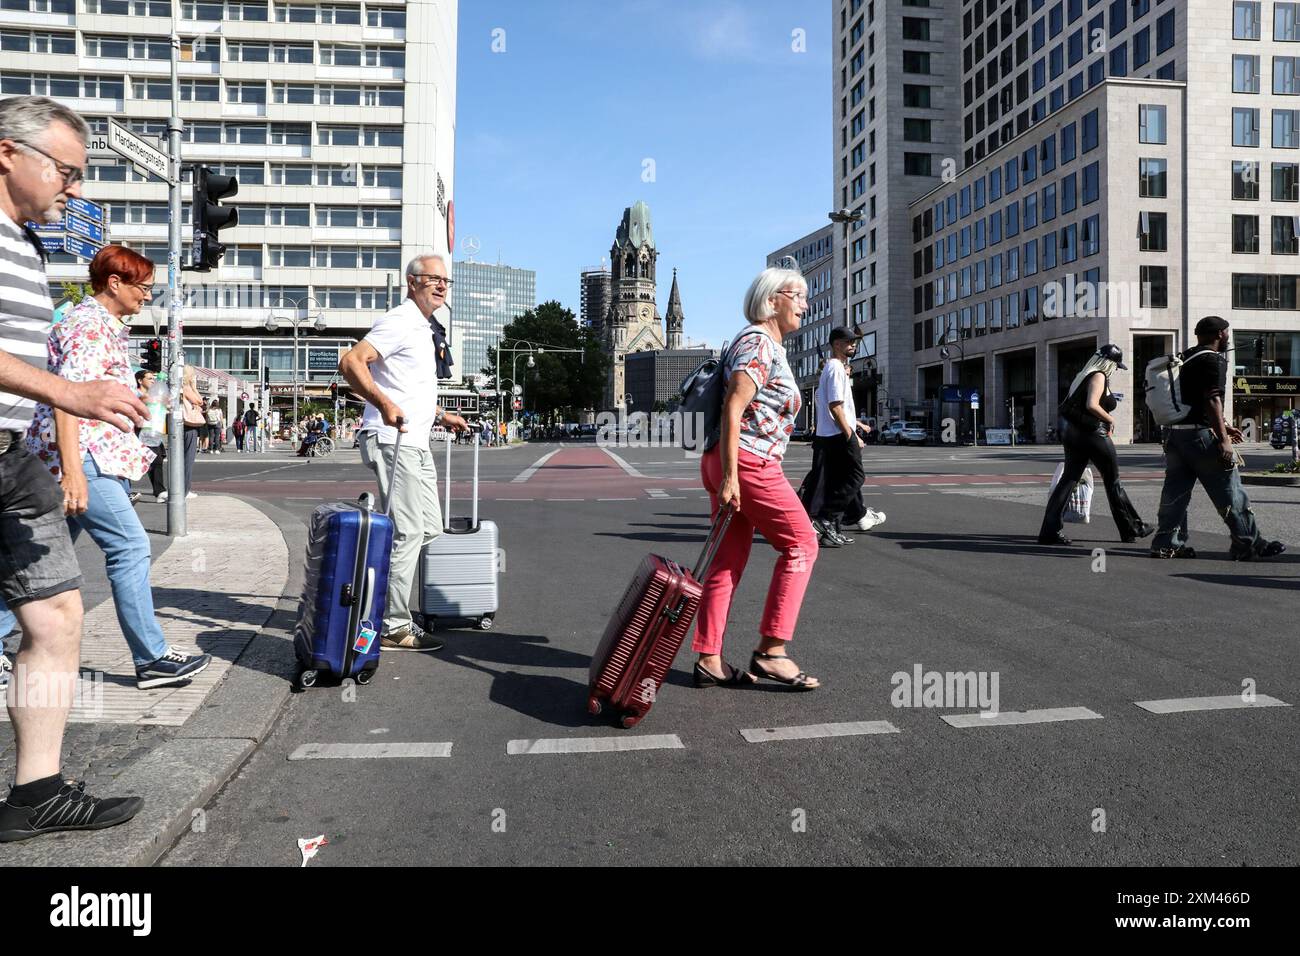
677, 328, 765, 452
183, 398, 204, 427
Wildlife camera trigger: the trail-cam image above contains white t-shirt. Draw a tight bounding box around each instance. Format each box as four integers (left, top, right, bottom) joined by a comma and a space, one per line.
815, 357, 855, 437
359, 297, 438, 445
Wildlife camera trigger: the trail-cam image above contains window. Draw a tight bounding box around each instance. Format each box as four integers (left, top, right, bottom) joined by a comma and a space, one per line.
903, 51, 931, 73
1040, 133, 1056, 174
1233, 273, 1299, 309
1042, 230, 1057, 270
1234, 107, 1261, 146
903, 17, 930, 40
1133, 27, 1150, 70
1156, 10, 1175, 53
1024, 193, 1039, 228
1140, 266, 1168, 308
904, 84, 932, 108
1110, 43, 1128, 78
1235, 1, 1261, 40
1273, 216, 1300, 254
228, 81, 266, 104
1138, 158, 1167, 198
1233, 214, 1260, 254
1022, 145, 1038, 184
1082, 161, 1099, 204
1042, 182, 1057, 222
1082, 215, 1100, 256
1235, 54, 1261, 93
1060, 122, 1076, 163
1061, 223, 1078, 263
1062, 172, 1077, 212
1139, 211, 1167, 251
990, 211, 1002, 244
1235, 161, 1261, 200
904, 118, 933, 141
180, 79, 219, 101
1007, 247, 1020, 282
904, 153, 932, 175
1277, 2, 1300, 41
1005, 202, 1020, 237
1005, 156, 1019, 192
1139, 104, 1167, 143
1025, 239, 1039, 277
1276, 109, 1300, 148
1274, 162, 1300, 201
1081, 108, 1098, 152
1276, 57, 1300, 94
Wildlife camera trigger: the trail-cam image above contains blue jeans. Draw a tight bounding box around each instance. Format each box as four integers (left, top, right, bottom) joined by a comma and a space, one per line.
1153, 428, 1261, 556
68, 455, 169, 666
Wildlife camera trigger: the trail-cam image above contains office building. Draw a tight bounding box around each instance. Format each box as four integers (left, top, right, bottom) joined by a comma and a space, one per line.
580, 261, 611, 335
450, 260, 536, 385
1, 0, 458, 401
624, 346, 716, 415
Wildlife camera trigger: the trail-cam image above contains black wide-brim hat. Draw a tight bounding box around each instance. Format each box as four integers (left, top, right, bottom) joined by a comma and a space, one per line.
1098, 344, 1127, 370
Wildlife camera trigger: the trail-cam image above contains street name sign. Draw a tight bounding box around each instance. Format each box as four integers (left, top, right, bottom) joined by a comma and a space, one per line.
108, 121, 168, 181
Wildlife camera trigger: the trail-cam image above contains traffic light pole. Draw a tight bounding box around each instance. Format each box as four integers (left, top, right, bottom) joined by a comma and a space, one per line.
165, 18, 187, 536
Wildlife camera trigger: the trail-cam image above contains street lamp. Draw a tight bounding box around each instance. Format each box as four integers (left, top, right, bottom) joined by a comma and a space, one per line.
265, 295, 327, 436
828, 207, 865, 326
493, 337, 584, 429
512, 351, 538, 422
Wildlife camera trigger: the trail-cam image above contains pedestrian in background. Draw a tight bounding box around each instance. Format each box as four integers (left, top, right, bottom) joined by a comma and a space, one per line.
25, 245, 211, 689
206, 401, 224, 455
0, 95, 150, 841
180, 364, 202, 498
1151, 317, 1286, 561
1038, 345, 1151, 546
134, 369, 167, 500
340, 253, 469, 650
242, 404, 259, 453
694, 266, 820, 691
231, 412, 245, 452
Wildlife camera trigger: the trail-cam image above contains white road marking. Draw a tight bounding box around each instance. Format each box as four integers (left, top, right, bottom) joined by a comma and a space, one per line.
598, 497, 637, 501
210, 463, 307, 482
496, 498, 535, 502
740, 720, 899, 743
941, 706, 1103, 728
600, 447, 647, 478
547, 498, 584, 501
511, 449, 562, 483
506, 734, 684, 755
1134, 694, 1291, 714
646, 488, 670, 498
894, 492, 929, 495
288, 742, 453, 759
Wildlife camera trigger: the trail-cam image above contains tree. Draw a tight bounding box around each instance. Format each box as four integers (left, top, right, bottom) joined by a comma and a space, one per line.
482, 301, 609, 417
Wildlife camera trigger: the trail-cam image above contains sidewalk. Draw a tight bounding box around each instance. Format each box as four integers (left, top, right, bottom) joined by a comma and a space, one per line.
0, 494, 301, 865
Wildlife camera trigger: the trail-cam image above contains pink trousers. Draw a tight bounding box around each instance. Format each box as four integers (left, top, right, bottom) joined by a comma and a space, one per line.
693, 444, 819, 654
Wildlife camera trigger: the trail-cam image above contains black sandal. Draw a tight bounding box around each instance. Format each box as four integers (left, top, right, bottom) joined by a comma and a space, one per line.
693, 661, 757, 688
748, 651, 820, 690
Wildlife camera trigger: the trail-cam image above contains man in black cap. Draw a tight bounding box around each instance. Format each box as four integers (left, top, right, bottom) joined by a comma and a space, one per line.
1151, 316, 1285, 560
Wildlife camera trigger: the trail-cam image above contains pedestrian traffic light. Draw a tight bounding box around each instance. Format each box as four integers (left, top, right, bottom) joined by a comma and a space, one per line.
329, 382, 338, 401
140, 337, 162, 373
262, 365, 270, 388
190, 165, 238, 272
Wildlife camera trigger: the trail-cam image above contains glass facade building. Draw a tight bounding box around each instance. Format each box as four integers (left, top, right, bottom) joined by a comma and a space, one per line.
449, 261, 537, 382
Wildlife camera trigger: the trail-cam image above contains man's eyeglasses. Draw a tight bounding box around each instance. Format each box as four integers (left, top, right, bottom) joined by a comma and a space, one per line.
412, 274, 454, 288
13, 140, 84, 188
777, 290, 808, 302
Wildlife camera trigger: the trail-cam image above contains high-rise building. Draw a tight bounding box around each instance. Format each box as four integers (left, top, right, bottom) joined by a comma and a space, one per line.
450, 260, 536, 385
767, 225, 838, 429
904, 1, 1300, 445
2, 0, 457, 401
580, 261, 612, 335
833, 0, 960, 423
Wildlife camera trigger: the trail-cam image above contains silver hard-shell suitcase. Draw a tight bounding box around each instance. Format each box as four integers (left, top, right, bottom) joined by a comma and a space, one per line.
418, 434, 499, 630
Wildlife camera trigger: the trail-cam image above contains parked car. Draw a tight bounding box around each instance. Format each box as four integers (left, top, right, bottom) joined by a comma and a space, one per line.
880, 420, 927, 445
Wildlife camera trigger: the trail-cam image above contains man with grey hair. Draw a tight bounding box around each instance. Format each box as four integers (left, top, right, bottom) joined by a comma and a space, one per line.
0, 96, 149, 841
340, 253, 468, 650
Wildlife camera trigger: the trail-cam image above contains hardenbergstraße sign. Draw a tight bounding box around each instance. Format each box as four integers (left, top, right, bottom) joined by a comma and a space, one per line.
108, 121, 168, 181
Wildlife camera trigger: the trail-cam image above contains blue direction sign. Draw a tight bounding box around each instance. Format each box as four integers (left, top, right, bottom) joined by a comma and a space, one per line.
39, 236, 65, 256
26, 220, 65, 234
65, 197, 105, 224
65, 213, 105, 244
63, 234, 102, 261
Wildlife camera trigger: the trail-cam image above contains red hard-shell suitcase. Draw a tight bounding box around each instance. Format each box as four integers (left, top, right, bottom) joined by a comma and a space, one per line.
588, 506, 734, 728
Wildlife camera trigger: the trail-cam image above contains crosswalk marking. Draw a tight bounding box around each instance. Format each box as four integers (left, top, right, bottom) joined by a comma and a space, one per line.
506, 735, 685, 755
511, 449, 562, 483
740, 720, 899, 743
941, 706, 1103, 728
288, 742, 453, 760
1134, 694, 1290, 714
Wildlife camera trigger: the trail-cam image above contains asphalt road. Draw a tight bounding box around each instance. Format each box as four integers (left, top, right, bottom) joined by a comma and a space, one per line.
160, 439, 1300, 866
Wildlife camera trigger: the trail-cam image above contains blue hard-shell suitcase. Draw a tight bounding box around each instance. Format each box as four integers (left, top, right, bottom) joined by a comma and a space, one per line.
293, 429, 402, 690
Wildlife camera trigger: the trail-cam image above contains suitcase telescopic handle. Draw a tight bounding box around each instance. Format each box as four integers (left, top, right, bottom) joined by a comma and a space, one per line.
692, 503, 735, 582
442, 430, 481, 534
382, 418, 404, 517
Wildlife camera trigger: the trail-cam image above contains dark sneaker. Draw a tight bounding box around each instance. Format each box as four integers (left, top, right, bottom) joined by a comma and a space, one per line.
0, 781, 143, 843
381, 621, 445, 651
1151, 546, 1197, 559
135, 650, 212, 689
1233, 540, 1287, 561
1037, 532, 1072, 546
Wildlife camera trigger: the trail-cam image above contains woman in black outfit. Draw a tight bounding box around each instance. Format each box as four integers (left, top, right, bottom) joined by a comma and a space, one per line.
1038, 344, 1153, 546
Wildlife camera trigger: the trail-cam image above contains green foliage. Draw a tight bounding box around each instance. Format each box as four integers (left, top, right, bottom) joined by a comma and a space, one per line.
482, 301, 609, 417
59, 282, 93, 306
1268, 460, 1300, 474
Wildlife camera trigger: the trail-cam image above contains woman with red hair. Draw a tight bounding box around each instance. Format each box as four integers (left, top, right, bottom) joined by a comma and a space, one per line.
25, 245, 210, 689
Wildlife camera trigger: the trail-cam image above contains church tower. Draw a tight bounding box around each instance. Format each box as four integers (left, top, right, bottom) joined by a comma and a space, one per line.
664, 268, 685, 350
604, 200, 666, 409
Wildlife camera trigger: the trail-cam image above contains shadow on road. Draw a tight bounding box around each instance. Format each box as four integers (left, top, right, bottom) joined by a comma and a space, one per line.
1173, 573, 1300, 590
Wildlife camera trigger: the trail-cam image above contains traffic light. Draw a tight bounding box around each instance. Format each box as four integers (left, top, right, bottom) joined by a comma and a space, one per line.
329, 382, 338, 401
139, 337, 162, 373
190, 165, 238, 272
262, 365, 270, 388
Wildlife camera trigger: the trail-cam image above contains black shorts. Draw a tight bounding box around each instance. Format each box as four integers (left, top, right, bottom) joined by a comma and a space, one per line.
0, 442, 83, 607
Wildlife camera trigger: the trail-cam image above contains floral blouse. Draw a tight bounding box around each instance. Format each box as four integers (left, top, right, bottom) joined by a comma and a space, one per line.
723, 326, 801, 461
26, 298, 155, 482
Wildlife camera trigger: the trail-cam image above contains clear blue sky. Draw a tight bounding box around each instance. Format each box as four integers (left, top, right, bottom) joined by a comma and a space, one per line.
454, 0, 832, 348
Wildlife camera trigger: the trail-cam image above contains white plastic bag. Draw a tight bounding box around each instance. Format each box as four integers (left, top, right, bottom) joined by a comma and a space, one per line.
1050, 463, 1094, 523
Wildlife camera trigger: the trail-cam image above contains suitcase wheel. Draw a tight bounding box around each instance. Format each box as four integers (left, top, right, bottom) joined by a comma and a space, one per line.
298, 669, 318, 690
356, 668, 376, 686
587, 695, 603, 716
478, 614, 495, 631
620, 713, 641, 730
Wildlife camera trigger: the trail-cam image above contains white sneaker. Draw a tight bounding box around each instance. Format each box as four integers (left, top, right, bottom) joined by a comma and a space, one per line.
186, 491, 198, 499
851, 509, 887, 532
156, 491, 168, 503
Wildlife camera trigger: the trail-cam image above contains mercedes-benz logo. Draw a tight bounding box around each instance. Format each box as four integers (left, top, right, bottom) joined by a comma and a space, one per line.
461, 236, 481, 259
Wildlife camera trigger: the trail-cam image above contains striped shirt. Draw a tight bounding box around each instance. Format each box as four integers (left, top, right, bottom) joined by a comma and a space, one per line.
0, 207, 54, 431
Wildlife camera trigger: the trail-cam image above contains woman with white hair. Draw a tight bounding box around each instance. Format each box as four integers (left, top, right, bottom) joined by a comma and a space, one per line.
692, 267, 821, 691
1038, 343, 1152, 546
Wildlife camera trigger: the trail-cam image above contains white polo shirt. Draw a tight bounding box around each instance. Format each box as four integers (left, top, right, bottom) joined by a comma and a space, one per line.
815, 356, 855, 437
359, 297, 438, 445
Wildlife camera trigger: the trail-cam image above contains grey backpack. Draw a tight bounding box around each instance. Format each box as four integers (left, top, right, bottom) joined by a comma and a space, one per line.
677, 329, 764, 452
